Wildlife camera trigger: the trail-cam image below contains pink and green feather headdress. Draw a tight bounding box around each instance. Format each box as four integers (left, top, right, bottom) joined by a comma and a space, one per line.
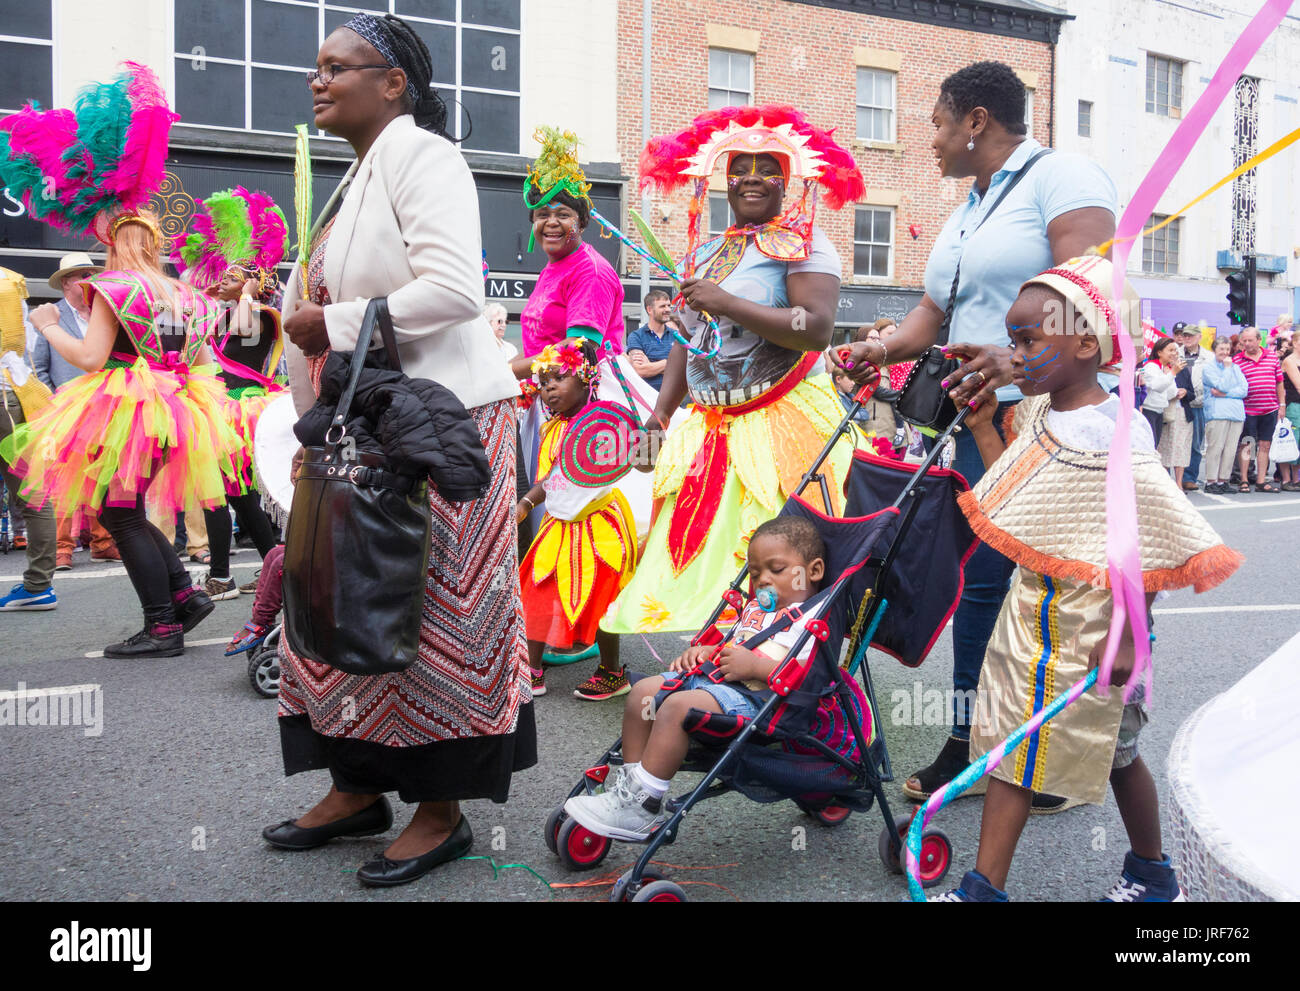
0, 62, 177, 241
172, 186, 289, 292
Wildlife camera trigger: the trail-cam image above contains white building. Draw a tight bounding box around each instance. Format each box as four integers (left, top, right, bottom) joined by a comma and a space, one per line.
1052, 0, 1300, 332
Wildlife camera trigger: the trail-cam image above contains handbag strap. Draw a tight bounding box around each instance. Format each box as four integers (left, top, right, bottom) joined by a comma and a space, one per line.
327, 297, 399, 442
936, 148, 1053, 346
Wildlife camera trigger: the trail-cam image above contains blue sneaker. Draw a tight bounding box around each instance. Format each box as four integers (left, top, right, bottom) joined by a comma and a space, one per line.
930, 869, 1009, 902
1100, 851, 1186, 902
0, 582, 57, 611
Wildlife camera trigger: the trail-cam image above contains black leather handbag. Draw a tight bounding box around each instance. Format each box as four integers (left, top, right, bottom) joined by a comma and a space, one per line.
282, 298, 431, 676
894, 149, 1053, 430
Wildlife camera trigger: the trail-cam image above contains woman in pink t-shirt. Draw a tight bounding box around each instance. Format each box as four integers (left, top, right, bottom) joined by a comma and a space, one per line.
512, 130, 625, 377
510, 129, 630, 696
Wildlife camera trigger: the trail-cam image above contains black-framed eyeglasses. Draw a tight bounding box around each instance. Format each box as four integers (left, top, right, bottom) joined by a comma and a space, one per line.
306, 64, 391, 86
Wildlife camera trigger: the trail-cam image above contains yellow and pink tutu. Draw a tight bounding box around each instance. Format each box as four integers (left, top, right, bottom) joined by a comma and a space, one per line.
220, 385, 281, 495
2, 357, 245, 518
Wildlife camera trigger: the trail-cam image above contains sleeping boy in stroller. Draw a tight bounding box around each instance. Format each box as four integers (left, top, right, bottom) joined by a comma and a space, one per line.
565, 515, 842, 841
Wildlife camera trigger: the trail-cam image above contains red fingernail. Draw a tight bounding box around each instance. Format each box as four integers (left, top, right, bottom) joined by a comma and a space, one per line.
940, 380, 950, 389
845, 361, 855, 369
969, 400, 980, 410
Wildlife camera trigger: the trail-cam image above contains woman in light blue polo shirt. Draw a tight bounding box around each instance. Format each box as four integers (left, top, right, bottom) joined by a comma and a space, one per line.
835, 61, 1117, 809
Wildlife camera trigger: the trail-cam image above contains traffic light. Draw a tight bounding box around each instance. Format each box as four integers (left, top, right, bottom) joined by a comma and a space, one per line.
1226, 271, 1249, 325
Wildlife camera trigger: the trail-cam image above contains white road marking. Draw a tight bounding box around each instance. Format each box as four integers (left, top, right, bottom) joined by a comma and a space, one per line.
1153, 603, 1300, 615
83, 637, 229, 659
1200, 492, 1233, 505
0, 683, 100, 701
2, 562, 261, 583
1195, 497, 1300, 512
1261, 515, 1300, 523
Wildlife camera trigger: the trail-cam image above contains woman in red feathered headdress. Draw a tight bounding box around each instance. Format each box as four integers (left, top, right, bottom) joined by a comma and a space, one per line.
602, 104, 866, 636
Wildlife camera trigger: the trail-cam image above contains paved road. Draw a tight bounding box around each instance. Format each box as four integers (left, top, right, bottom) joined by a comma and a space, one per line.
1, 491, 1295, 902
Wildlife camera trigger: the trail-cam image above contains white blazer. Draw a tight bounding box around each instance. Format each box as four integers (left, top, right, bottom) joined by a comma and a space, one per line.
283, 114, 517, 415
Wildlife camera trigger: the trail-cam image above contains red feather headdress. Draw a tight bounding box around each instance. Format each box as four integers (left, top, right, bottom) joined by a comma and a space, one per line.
639, 104, 864, 210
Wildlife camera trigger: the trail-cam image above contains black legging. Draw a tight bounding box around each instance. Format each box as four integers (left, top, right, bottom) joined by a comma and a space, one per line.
99, 496, 192, 626
1142, 407, 1165, 449
203, 492, 277, 579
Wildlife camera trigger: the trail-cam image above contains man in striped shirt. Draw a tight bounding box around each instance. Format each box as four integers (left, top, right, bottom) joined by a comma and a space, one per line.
1233, 327, 1285, 492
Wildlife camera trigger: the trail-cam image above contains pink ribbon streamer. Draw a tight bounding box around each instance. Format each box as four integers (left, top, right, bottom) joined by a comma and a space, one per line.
1103, 0, 1292, 702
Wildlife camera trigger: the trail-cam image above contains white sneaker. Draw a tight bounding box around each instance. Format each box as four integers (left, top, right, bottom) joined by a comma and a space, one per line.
564, 768, 666, 842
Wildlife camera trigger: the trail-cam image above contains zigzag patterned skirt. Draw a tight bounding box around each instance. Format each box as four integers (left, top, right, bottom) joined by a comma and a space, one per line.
277, 399, 536, 804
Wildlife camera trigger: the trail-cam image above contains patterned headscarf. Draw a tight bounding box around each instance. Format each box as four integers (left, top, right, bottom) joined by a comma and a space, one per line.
342, 13, 418, 104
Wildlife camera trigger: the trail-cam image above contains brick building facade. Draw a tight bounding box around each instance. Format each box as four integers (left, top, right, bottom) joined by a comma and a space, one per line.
615, 0, 1067, 327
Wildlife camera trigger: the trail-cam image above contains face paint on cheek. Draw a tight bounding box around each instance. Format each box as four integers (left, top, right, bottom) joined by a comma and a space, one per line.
1021, 345, 1061, 383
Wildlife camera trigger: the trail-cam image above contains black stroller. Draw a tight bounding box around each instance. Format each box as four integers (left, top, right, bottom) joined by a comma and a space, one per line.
543, 390, 979, 901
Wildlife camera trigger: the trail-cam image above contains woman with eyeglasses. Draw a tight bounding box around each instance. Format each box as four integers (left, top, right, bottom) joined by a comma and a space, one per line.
271, 12, 534, 889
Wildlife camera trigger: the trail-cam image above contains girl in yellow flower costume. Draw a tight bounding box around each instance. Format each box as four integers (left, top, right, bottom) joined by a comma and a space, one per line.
603, 105, 866, 634
517, 341, 638, 700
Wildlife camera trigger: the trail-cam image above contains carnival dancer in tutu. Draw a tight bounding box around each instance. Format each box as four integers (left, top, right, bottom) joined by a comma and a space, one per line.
603, 105, 865, 635
517, 341, 638, 699
0, 63, 243, 657
174, 186, 289, 599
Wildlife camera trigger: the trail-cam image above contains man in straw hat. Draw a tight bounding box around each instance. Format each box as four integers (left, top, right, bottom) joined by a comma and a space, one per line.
32, 252, 104, 391
29, 252, 119, 569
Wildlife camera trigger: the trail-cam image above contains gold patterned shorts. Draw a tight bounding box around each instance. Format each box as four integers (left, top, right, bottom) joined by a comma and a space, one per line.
970, 568, 1134, 805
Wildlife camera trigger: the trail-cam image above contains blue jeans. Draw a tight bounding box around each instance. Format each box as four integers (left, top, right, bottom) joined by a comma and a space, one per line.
929, 404, 1017, 739
667, 674, 760, 718
1187, 406, 1206, 483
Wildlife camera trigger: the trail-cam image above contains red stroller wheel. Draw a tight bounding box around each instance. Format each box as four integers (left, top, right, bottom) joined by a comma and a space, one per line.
917, 827, 952, 887
610, 867, 668, 902
631, 879, 687, 902
556, 816, 611, 871
543, 806, 566, 855
813, 804, 851, 826
877, 811, 915, 874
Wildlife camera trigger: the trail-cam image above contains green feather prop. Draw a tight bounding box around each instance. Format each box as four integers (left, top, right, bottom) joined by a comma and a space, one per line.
293, 124, 312, 300
630, 208, 679, 288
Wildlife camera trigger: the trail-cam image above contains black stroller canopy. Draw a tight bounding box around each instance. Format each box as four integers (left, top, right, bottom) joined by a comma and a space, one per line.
782, 450, 977, 670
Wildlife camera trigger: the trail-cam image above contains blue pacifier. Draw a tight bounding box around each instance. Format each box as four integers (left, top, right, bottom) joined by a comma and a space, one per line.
755, 586, 778, 613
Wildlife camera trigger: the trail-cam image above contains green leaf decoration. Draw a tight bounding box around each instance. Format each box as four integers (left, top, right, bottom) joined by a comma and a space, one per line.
630, 208, 679, 288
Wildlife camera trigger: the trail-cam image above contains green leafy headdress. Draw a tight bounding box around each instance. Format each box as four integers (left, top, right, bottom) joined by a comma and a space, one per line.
523, 126, 592, 252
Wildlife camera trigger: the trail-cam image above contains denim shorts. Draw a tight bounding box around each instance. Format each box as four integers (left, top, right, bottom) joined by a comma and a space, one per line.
667, 673, 761, 718
1112, 683, 1149, 771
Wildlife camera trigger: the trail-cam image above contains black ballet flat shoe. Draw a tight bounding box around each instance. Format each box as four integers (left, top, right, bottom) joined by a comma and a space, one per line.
173, 588, 215, 633
356, 816, 473, 888
262, 796, 394, 851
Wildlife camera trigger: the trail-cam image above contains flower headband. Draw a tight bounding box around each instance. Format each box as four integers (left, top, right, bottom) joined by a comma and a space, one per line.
530, 341, 599, 384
